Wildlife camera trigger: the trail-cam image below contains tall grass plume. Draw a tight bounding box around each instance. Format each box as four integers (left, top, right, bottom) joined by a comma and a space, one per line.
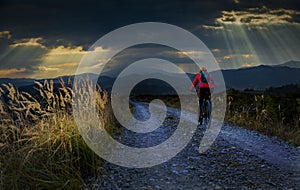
0, 78, 117, 189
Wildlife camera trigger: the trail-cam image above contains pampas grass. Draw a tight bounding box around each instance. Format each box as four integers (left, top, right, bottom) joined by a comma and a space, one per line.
0, 78, 116, 189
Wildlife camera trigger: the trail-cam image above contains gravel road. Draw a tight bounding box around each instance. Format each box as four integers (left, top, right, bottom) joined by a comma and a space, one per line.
91, 101, 300, 189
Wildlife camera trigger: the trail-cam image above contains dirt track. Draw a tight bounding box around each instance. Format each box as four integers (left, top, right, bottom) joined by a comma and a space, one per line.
91, 101, 300, 189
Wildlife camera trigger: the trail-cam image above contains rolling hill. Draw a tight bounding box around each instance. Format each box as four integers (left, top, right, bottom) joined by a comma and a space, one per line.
0, 61, 299, 94
221, 64, 300, 90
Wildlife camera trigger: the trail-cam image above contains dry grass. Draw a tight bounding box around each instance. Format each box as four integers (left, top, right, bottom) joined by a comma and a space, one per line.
0, 78, 117, 189
226, 90, 300, 146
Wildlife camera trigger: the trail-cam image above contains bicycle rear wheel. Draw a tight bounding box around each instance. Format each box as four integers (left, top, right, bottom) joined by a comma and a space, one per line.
202, 99, 211, 125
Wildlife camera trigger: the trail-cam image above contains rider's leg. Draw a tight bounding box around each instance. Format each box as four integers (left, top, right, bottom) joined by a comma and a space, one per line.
201, 87, 211, 124
197, 88, 202, 124
199, 88, 205, 124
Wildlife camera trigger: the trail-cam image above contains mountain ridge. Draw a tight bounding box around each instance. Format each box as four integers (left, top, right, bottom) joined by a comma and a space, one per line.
0, 61, 299, 92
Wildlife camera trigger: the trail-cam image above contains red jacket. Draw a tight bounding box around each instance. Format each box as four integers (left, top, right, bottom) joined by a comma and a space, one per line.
190, 72, 214, 90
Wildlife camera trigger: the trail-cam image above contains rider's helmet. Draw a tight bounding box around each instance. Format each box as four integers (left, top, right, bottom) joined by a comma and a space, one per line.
199, 66, 207, 73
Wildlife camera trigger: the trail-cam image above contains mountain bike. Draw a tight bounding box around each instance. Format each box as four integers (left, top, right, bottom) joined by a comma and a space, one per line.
201, 94, 211, 125
195, 88, 212, 125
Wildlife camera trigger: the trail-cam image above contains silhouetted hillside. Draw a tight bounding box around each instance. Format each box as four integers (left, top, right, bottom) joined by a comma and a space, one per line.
221, 65, 300, 90
1, 61, 300, 93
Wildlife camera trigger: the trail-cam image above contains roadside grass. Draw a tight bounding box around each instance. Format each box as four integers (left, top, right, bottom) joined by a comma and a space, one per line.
226, 89, 300, 146
0, 79, 118, 189
1, 115, 101, 189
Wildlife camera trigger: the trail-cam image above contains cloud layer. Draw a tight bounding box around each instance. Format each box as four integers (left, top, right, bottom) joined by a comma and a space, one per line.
1, 1, 300, 77
216, 6, 300, 27
0, 33, 88, 78
0, 31, 11, 39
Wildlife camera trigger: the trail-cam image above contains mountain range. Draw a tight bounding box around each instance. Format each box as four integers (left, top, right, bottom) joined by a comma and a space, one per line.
274, 60, 300, 68
221, 63, 300, 90
0, 61, 299, 94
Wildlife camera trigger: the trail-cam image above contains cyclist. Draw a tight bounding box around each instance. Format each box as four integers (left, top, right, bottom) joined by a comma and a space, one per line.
190, 66, 214, 124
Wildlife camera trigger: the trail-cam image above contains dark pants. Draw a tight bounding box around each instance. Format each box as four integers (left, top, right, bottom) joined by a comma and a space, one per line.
197, 87, 211, 121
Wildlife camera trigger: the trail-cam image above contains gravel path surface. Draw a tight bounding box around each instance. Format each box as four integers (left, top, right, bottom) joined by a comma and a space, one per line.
91, 101, 300, 189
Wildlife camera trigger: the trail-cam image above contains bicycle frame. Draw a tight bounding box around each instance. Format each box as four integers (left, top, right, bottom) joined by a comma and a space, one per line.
201, 95, 211, 125
195, 89, 212, 125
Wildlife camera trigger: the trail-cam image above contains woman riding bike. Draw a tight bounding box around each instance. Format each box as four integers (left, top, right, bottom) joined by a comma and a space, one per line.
190, 66, 214, 124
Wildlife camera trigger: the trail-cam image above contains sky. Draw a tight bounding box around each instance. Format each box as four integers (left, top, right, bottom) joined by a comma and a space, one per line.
0, 0, 300, 79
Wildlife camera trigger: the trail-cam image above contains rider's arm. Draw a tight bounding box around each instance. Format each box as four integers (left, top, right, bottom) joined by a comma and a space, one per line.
208, 73, 215, 89
190, 74, 200, 91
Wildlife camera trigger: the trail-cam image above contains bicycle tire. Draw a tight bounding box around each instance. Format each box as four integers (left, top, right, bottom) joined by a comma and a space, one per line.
202, 99, 211, 125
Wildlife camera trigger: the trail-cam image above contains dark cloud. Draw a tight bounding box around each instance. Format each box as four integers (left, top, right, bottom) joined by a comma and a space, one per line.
0, 0, 243, 45
0, 0, 300, 77
99, 44, 196, 77
0, 1, 298, 48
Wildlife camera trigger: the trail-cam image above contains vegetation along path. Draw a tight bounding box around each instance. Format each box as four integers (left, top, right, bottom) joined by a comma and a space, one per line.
91, 101, 300, 189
